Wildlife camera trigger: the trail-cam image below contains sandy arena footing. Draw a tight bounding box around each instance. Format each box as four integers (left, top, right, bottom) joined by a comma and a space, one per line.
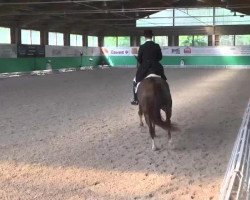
0, 68, 250, 200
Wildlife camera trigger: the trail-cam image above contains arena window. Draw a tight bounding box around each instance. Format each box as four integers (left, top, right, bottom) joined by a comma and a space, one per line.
104, 36, 116, 47
48, 32, 64, 46
179, 35, 208, 46
70, 34, 83, 47
104, 36, 130, 47
154, 36, 168, 46
219, 35, 234, 46
0, 27, 11, 44
235, 35, 250, 46
88, 36, 98, 47
140, 36, 168, 46
117, 37, 130, 47
137, 7, 250, 27
21, 29, 40, 45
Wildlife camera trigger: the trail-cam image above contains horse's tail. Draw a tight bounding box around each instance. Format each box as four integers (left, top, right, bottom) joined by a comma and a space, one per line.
151, 105, 179, 132
154, 113, 169, 131
148, 99, 170, 131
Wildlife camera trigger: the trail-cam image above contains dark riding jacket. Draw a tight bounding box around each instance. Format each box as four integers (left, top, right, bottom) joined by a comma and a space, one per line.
135, 40, 167, 83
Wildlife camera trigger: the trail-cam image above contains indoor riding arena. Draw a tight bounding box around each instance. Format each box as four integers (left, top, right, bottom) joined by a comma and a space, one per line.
0, 1, 250, 200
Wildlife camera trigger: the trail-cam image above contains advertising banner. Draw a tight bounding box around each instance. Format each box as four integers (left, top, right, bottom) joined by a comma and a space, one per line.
44, 46, 250, 58
161, 46, 250, 56
101, 47, 139, 56
17, 44, 45, 58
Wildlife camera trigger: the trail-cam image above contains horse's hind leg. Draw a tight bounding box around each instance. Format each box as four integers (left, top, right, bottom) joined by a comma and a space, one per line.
138, 105, 143, 126
165, 109, 172, 143
167, 118, 171, 143
145, 114, 157, 151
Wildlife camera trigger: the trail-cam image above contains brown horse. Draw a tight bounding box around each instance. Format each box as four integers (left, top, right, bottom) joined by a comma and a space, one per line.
137, 76, 172, 151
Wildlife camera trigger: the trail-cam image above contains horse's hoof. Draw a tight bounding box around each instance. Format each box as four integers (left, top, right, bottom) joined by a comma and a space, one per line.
152, 146, 158, 151
168, 140, 175, 150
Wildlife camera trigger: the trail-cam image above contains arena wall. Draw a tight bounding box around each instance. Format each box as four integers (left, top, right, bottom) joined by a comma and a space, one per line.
1, 45, 250, 73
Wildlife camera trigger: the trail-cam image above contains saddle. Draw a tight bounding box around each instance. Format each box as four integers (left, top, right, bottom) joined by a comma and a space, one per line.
135, 73, 161, 93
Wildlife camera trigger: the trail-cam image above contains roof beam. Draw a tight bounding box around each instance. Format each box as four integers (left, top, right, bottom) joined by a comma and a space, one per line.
0, 0, 129, 6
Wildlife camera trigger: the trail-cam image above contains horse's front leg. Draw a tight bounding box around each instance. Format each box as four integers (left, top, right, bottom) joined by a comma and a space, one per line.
138, 105, 144, 126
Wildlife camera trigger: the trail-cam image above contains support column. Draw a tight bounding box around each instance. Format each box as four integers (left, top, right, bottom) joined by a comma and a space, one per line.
168, 35, 179, 46
64, 32, 70, 46
208, 35, 213, 46
215, 35, 219, 46
130, 36, 140, 46
82, 35, 87, 46
11, 27, 21, 44
98, 36, 104, 47
41, 30, 48, 45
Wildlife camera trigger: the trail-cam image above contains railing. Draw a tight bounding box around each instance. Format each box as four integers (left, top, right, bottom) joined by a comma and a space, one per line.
220, 98, 250, 200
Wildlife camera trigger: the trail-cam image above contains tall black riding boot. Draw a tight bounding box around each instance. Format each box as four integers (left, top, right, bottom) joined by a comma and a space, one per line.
131, 81, 138, 105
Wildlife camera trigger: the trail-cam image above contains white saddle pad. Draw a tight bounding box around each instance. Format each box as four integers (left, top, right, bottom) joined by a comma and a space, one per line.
135, 74, 161, 93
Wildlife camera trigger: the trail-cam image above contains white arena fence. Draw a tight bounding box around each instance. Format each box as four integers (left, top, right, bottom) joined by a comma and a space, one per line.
220, 98, 250, 200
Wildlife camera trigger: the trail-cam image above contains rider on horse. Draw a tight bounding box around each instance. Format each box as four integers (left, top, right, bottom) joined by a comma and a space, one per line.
131, 29, 167, 105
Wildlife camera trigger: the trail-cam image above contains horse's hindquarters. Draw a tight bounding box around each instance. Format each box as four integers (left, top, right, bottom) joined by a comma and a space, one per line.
137, 78, 172, 150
